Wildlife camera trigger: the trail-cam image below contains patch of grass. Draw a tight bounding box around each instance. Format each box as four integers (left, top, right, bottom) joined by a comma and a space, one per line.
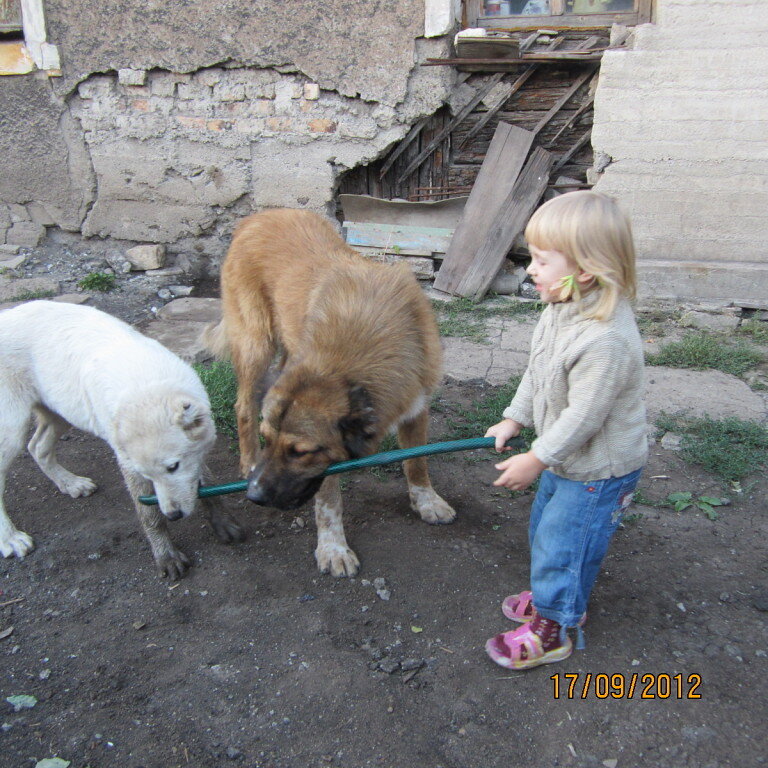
444, 377, 535, 448
78, 271, 117, 292
433, 297, 542, 342
737, 319, 768, 345
655, 412, 768, 482
646, 332, 763, 377
193, 360, 239, 439
370, 433, 403, 478
12, 289, 57, 301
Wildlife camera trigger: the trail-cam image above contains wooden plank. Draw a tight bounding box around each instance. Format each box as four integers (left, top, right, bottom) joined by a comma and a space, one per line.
455, 37, 520, 59
546, 87, 595, 148
433, 122, 534, 294
423, 52, 603, 65
342, 222, 453, 253
395, 72, 507, 185
378, 73, 471, 180
378, 117, 428, 180
455, 36, 567, 153
552, 127, 591, 174
448, 147, 554, 300
531, 66, 596, 137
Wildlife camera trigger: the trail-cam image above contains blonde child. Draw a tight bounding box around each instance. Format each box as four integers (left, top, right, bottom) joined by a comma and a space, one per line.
484, 191, 647, 670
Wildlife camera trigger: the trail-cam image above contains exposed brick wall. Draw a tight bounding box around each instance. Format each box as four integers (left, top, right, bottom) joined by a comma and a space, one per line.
69, 67, 409, 243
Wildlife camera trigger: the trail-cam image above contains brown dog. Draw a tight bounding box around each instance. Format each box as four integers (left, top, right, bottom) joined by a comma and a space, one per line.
205, 208, 455, 576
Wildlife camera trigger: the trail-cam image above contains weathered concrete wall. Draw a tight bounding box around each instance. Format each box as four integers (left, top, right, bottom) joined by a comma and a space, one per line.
592, 0, 768, 305
1, 0, 454, 259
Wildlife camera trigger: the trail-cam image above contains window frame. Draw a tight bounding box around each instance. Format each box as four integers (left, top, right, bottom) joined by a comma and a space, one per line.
465, 0, 652, 30
0, 0, 59, 75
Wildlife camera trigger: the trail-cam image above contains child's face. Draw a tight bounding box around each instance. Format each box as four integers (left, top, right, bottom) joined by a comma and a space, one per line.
526, 244, 580, 303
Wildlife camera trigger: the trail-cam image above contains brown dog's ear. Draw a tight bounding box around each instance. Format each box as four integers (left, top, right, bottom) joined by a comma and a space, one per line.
175, 398, 213, 440
338, 385, 377, 458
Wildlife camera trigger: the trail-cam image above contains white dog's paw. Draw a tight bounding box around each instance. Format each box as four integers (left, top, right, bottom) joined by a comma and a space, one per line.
315, 542, 360, 578
155, 547, 192, 581
0, 529, 35, 559
60, 475, 97, 498
409, 486, 456, 525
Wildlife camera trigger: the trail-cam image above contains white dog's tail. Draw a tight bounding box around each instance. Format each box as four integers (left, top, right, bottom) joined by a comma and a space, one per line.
200, 318, 231, 361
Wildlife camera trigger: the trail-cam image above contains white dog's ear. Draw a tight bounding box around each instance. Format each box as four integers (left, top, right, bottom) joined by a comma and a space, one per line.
175, 398, 213, 440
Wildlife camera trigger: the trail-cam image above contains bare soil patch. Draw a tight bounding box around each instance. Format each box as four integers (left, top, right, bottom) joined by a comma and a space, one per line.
2, 376, 767, 768
2, 238, 767, 767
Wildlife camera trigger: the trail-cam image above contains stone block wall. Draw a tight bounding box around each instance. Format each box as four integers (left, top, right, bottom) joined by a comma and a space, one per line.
592, 0, 768, 305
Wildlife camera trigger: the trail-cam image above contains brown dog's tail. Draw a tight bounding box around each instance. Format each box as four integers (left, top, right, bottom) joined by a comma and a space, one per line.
200, 318, 231, 360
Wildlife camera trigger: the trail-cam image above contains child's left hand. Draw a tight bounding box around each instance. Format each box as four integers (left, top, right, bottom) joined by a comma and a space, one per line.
493, 451, 547, 491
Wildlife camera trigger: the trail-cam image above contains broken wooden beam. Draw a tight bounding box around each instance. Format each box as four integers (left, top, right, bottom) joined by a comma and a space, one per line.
451, 146, 555, 300
433, 122, 534, 295
531, 66, 597, 137
552, 127, 592, 174
378, 73, 471, 180
455, 36, 567, 153
395, 72, 507, 185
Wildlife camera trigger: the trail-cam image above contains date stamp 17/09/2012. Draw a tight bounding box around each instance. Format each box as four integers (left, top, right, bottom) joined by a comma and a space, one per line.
550, 672, 702, 700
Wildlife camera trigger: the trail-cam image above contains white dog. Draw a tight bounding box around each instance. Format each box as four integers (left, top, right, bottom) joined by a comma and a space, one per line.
0, 301, 243, 579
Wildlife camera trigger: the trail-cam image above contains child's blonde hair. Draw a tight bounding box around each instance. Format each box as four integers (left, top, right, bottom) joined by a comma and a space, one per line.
524, 190, 637, 321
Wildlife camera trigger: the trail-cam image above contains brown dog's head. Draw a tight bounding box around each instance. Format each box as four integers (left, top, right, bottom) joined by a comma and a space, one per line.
246, 369, 378, 509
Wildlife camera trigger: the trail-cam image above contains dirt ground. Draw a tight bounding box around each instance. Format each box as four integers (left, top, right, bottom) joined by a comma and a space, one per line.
1, 375, 766, 768
2, 239, 768, 768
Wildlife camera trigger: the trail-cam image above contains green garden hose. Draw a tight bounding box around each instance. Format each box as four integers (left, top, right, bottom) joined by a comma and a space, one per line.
138, 436, 525, 506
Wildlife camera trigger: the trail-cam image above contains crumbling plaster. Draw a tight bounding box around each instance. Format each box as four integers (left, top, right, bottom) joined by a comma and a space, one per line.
2, 0, 455, 250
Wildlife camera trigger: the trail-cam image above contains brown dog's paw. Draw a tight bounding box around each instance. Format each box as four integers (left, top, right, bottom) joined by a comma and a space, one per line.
156, 548, 192, 581
209, 512, 246, 544
315, 543, 360, 578
409, 486, 457, 525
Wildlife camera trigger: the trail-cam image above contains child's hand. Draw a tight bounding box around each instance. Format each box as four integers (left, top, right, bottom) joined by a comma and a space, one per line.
485, 418, 523, 452
493, 451, 546, 491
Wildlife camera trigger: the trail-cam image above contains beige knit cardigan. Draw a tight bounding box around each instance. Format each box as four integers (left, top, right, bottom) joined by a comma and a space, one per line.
503, 294, 648, 481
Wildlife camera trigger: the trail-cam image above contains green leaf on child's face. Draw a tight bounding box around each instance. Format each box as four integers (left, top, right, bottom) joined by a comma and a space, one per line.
557, 274, 578, 301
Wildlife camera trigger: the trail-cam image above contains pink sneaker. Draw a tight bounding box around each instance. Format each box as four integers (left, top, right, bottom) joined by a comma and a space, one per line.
486, 615, 573, 670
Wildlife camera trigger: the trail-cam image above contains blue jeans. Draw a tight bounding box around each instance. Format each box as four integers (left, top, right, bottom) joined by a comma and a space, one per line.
529, 468, 643, 646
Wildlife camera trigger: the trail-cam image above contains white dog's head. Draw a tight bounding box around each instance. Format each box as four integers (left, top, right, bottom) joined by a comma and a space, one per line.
114, 392, 216, 520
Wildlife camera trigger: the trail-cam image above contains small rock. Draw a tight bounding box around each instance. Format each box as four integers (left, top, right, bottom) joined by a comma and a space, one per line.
401, 658, 423, 672
752, 592, 768, 612
723, 643, 743, 660
376, 588, 391, 601
679, 309, 739, 331
157, 288, 173, 300
660, 432, 683, 451
378, 659, 400, 674
0, 255, 26, 271
167, 284, 194, 297
6, 221, 45, 247
126, 244, 166, 271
